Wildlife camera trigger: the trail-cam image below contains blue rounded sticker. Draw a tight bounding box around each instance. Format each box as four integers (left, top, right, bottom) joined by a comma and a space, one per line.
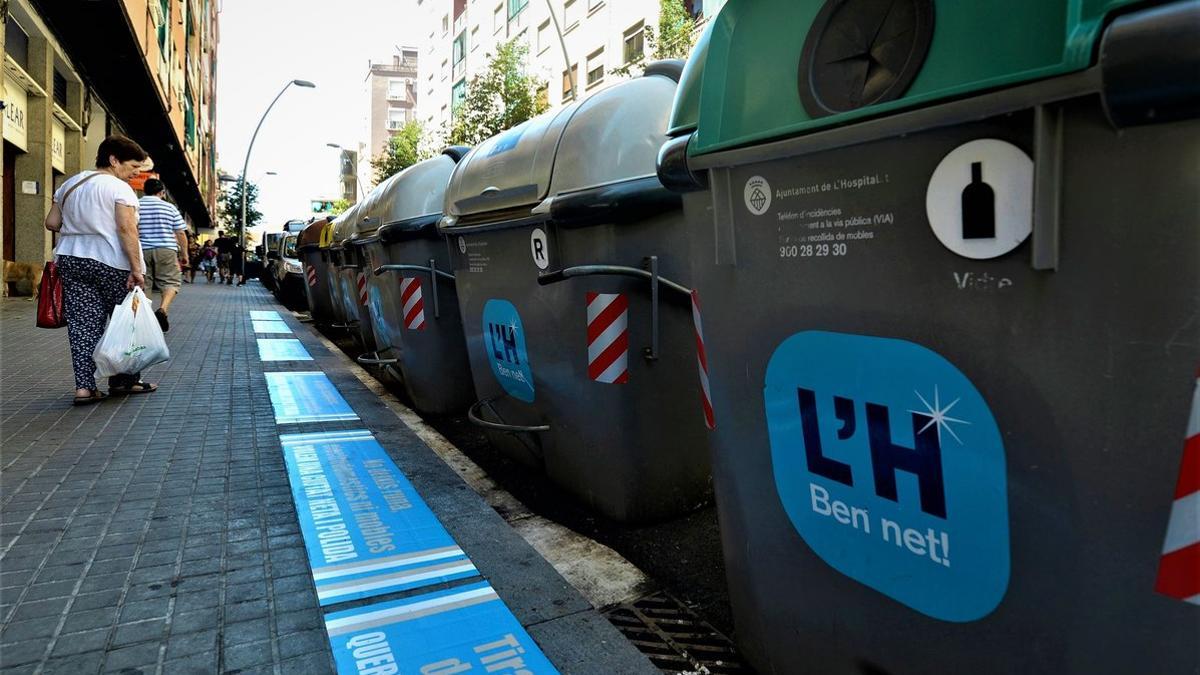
764, 331, 1009, 622
481, 299, 535, 402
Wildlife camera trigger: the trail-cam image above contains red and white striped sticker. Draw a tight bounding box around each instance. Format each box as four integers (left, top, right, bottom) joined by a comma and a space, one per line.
400, 277, 426, 331
586, 292, 629, 384
691, 290, 715, 430
356, 272, 368, 307
1155, 372, 1200, 605
305, 265, 318, 288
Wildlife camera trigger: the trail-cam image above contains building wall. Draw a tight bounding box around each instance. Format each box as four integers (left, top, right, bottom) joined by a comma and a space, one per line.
360, 51, 418, 190
415, 0, 712, 134
2, 3, 90, 264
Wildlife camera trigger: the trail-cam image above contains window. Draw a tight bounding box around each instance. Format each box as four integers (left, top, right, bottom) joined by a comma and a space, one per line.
536, 20, 550, 54
452, 31, 467, 78
157, 0, 171, 58
388, 109, 407, 129
561, 63, 578, 101
388, 79, 406, 99
451, 79, 467, 115
588, 0, 603, 11
471, 26, 480, 51
563, 0, 581, 29
623, 21, 645, 64
507, 0, 528, 20
493, 4, 504, 33
184, 85, 196, 148
5, 18, 29, 69
586, 48, 604, 88
441, 59, 449, 81
441, 14, 449, 34
53, 71, 68, 107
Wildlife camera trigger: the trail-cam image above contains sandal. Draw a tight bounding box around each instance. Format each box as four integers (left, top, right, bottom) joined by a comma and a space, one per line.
72, 390, 108, 406
109, 381, 158, 395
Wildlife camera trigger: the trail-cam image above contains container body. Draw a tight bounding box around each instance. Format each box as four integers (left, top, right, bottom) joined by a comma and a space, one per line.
366, 235, 476, 414
680, 96, 1200, 673
300, 247, 336, 323
447, 211, 713, 523
337, 244, 378, 351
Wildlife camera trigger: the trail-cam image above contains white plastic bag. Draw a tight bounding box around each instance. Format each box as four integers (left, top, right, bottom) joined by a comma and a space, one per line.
93, 287, 170, 378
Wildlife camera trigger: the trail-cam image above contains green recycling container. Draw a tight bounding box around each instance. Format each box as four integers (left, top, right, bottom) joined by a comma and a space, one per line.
657, 1, 1200, 673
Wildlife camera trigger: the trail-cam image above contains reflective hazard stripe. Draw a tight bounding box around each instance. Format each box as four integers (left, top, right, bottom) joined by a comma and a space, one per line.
691, 290, 715, 430
401, 277, 426, 331
1156, 372, 1200, 604
586, 292, 629, 384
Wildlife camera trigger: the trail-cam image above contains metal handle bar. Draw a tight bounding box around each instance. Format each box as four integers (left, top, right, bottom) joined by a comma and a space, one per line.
357, 352, 398, 366
537, 263, 691, 297
538, 258, 693, 361
467, 397, 550, 433
373, 264, 456, 282
338, 264, 359, 270
330, 321, 358, 329
374, 260, 455, 319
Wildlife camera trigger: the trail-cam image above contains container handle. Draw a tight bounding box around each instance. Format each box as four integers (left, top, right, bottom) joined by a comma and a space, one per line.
356, 352, 398, 366
374, 263, 457, 319
330, 321, 358, 329
537, 261, 692, 361
338, 264, 359, 271
467, 397, 550, 433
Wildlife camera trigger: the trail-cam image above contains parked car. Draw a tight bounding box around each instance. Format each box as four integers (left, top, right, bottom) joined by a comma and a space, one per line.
272, 233, 307, 310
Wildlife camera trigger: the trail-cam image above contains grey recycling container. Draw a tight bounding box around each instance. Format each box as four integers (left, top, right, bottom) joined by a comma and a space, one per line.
657, 1, 1200, 673
326, 205, 358, 329
336, 192, 384, 352
440, 62, 712, 523
358, 148, 476, 415
298, 218, 336, 325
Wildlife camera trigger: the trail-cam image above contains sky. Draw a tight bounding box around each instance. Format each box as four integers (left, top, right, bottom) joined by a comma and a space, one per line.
215, 0, 419, 238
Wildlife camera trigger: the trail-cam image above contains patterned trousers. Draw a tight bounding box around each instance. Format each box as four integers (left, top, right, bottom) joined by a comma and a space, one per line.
57, 255, 140, 391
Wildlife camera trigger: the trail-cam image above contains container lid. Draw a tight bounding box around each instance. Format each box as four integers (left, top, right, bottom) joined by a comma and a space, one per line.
330, 202, 360, 244
353, 174, 399, 236
546, 65, 680, 197
376, 150, 465, 242
443, 102, 582, 218
299, 217, 329, 248
671, 0, 1140, 156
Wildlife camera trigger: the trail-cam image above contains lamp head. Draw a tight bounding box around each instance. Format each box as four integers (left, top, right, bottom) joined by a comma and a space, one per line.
292, 79, 316, 88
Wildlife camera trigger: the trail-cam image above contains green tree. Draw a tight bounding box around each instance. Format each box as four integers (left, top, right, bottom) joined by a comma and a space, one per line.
448, 39, 549, 147
613, 0, 697, 77
330, 198, 352, 216
371, 120, 427, 184
219, 176, 262, 231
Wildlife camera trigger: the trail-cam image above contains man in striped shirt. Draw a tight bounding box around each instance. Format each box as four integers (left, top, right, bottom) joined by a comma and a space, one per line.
137, 178, 189, 332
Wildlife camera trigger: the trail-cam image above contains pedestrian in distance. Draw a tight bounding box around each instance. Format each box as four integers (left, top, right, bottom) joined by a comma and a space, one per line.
214, 230, 236, 284
199, 240, 218, 282
185, 233, 201, 284
42, 134, 158, 405
136, 178, 188, 332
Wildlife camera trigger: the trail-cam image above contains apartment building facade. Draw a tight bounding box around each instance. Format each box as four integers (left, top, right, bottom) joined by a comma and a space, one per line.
2, 0, 218, 266
415, 0, 714, 133
359, 49, 419, 190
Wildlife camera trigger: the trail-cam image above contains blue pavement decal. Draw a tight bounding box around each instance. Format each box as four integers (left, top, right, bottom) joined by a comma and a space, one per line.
250, 310, 283, 320
253, 320, 294, 334
280, 430, 478, 605
257, 338, 314, 361
265, 372, 359, 424
324, 581, 558, 674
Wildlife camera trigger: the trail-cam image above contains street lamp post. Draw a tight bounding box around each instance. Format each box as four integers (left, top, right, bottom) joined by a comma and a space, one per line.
239, 79, 315, 253
327, 142, 365, 200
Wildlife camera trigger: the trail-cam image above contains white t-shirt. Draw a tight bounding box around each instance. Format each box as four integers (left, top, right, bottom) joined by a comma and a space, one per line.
53, 170, 144, 272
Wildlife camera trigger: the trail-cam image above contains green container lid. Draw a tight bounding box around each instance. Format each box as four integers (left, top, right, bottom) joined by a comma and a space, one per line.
671, 0, 1138, 155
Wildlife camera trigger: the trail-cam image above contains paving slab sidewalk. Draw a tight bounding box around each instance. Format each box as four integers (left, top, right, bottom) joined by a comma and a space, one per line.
0, 282, 654, 674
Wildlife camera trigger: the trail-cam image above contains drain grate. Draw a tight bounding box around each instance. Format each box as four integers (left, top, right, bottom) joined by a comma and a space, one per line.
604, 592, 754, 674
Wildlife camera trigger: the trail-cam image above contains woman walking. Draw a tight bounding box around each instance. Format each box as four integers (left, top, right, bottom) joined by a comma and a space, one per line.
44, 135, 158, 405
199, 240, 218, 282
